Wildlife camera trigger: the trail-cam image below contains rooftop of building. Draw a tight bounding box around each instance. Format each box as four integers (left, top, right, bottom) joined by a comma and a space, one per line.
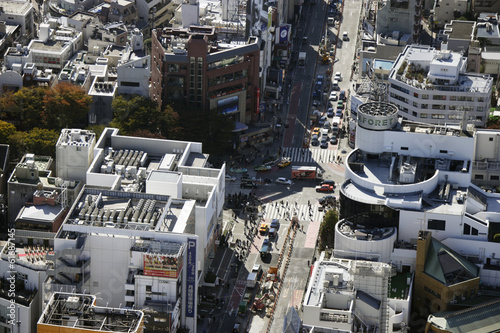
0, 0, 32, 15
56, 129, 95, 147
156, 26, 259, 59
1, 240, 52, 270
372, 59, 394, 70
68, 11, 98, 23
16, 204, 65, 223
38, 292, 143, 332
5, 44, 30, 57
306, 257, 396, 308
390, 45, 493, 94
58, 53, 109, 85
442, 20, 475, 40
337, 221, 396, 241
29, 39, 70, 53
89, 128, 219, 195
427, 298, 500, 333
477, 13, 500, 40
88, 78, 116, 96
131, 239, 184, 256
424, 236, 480, 286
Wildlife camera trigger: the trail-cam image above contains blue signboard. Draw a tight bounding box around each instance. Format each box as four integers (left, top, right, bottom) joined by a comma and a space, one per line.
185, 238, 196, 318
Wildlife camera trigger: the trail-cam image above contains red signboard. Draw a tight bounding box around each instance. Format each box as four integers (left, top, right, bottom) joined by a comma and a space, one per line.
143, 253, 183, 278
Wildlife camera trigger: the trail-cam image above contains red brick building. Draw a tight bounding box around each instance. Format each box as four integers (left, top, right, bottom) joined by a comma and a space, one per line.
151, 26, 261, 126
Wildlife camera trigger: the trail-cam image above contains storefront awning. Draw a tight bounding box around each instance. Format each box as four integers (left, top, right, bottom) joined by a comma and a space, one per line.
233, 121, 248, 132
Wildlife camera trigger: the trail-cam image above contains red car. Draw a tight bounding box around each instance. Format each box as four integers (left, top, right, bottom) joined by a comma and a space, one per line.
316, 184, 334, 193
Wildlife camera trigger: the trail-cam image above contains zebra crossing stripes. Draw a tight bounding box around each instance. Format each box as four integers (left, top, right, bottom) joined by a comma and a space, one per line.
282, 147, 336, 163
262, 203, 325, 221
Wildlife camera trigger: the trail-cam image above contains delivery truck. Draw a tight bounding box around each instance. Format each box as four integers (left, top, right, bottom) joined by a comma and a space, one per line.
298, 52, 306, 66
291, 166, 323, 180
247, 272, 258, 288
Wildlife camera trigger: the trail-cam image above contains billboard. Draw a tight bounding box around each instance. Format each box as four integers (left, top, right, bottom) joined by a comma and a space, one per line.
278, 25, 291, 44
185, 238, 196, 318
143, 253, 183, 278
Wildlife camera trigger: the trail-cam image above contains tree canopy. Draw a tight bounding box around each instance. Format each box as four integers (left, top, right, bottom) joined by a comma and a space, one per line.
318, 209, 339, 251
110, 95, 182, 139
42, 82, 91, 129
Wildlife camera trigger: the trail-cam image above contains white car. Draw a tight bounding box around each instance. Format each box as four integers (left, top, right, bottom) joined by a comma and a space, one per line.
334, 72, 342, 81
329, 92, 338, 102
225, 174, 236, 182
276, 177, 292, 186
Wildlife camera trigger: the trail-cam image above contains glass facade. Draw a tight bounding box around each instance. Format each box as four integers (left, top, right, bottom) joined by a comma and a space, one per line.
339, 192, 400, 229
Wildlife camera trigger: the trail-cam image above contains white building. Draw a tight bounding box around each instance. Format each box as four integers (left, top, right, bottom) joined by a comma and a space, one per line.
38, 292, 144, 332
56, 129, 96, 183
339, 101, 500, 288
303, 255, 411, 333
471, 129, 500, 187
388, 45, 493, 127
0, 241, 49, 333
28, 20, 83, 72
116, 29, 150, 97
43, 128, 226, 333
432, 0, 468, 28
0, 0, 34, 38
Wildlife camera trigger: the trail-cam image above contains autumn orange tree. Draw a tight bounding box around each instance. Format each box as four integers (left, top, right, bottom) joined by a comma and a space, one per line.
0, 87, 46, 131
42, 82, 92, 129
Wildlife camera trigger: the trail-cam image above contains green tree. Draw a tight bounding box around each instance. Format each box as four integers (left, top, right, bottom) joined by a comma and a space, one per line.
319, 209, 339, 251
42, 82, 91, 129
13, 87, 47, 130
21, 128, 59, 157
0, 120, 17, 144
110, 95, 177, 138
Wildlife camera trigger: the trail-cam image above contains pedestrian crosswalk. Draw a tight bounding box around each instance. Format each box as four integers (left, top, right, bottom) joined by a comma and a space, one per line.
282, 147, 336, 164
262, 203, 325, 221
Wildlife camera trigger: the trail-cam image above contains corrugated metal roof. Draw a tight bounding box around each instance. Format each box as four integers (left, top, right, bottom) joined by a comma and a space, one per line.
428, 299, 500, 333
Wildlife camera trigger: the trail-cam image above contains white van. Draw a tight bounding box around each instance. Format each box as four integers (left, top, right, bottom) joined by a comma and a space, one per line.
332, 80, 339, 91
342, 31, 348, 41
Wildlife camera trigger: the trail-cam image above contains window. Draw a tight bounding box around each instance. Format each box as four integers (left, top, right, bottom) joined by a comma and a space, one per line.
401, 147, 409, 150
422, 94, 429, 99
421, 104, 428, 109
121, 81, 140, 87
449, 105, 456, 110
428, 219, 446, 231
439, 150, 448, 154
414, 92, 419, 98
491, 175, 499, 180
413, 102, 418, 107
412, 111, 417, 117
449, 96, 456, 101
390, 83, 409, 94
431, 113, 445, 118
477, 116, 483, 121
477, 107, 484, 112
146, 286, 152, 292
463, 223, 479, 235
490, 137, 494, 142
475, 174, 484, 180
420, 113, 428, 118
448, 114, 462, 120
432, 105, 446, 110
433, 95, 446, 100
478, 97, 485, 102
463, 223, 470, 235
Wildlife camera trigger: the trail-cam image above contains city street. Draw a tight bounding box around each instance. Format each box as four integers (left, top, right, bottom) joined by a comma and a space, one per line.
202, 0, 364, 331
